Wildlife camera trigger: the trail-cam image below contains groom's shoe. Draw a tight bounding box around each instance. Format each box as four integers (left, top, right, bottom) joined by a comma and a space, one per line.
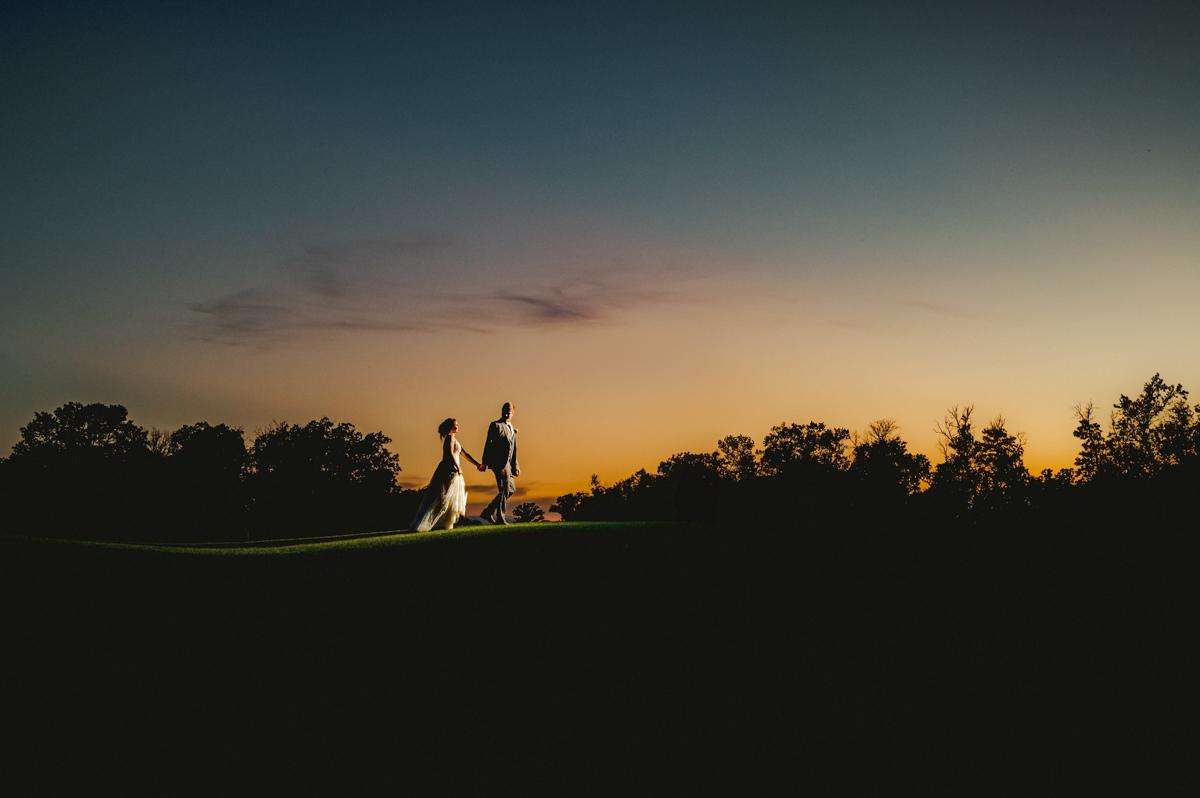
496, 514, 511, 525
480, 509, 498, 524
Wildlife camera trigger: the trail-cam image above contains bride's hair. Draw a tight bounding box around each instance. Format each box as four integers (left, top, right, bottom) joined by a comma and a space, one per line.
438, 418, 456, 438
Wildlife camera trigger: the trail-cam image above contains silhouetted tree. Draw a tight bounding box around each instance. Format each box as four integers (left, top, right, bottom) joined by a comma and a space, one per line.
560, 470, 670, 521
2, 402, 157, 540
169, 422, 246, 477
1073, 374, 1200, 483
850, 420, 931, 500
593, 469, 663, 520
1073, 402, 1111, 482
550, 491, 588, 521
716, 435, 758, 481
759, 421, 850, 478
10, 402, 150, 460
929, 409, 1031, 515
656, 451, 722, 521
148, 427, 172, 459
512, 502, 545, 523
974, 417, 1029, 512
166, 422, 249, 541
930, 405, 979, 512
1109, 374, 1195, 478
248, 418, 404, 538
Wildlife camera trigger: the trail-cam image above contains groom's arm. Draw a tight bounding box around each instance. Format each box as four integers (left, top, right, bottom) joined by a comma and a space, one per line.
510, 435, 519, 476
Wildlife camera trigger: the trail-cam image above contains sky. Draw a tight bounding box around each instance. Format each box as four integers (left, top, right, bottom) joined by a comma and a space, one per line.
3, 1, 1199, 510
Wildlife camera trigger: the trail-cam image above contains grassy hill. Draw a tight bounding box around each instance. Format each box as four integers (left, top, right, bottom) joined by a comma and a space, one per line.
4, 520, 666, 555
3, 519, 1191, 790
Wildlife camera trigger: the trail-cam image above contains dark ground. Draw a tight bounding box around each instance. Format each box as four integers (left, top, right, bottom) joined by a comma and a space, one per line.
3, 518, 1196, 793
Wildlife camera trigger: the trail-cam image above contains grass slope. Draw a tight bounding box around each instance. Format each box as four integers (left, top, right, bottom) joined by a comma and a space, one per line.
3, 518, 1192, 790
3, 520, 668, 556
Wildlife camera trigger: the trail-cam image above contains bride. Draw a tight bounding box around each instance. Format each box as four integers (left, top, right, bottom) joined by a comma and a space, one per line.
410, 418, 484, 532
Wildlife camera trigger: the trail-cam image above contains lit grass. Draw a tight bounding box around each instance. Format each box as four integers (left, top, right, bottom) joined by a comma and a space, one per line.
1, 521, 671, 557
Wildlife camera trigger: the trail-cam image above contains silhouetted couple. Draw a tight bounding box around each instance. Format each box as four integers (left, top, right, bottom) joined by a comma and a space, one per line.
409, 403, 520, 532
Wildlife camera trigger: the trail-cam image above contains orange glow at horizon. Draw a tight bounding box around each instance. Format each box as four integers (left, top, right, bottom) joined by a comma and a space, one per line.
6, 242, 1189, 514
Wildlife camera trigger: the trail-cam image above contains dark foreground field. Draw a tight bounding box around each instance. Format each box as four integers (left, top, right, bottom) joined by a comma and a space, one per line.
3, 520, 1195, 791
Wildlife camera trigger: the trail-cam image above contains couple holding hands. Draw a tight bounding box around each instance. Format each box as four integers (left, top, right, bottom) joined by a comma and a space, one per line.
410, 402, 520, 532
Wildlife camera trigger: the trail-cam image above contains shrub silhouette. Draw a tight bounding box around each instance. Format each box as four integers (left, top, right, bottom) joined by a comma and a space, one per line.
512, 502, 545, 523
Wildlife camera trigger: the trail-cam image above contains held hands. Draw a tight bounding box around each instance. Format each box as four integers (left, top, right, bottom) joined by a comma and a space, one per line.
513, 469, 520, 477
477, 463, 487, 472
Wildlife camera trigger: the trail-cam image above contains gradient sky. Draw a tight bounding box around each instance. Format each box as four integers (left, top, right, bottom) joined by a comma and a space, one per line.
3, 1, 1199, 509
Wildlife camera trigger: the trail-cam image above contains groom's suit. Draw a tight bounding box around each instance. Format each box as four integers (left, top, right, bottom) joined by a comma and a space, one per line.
481, 418, 519, 521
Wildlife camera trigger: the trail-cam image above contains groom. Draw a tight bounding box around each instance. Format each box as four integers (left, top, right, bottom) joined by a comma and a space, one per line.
479, 402, 520, 525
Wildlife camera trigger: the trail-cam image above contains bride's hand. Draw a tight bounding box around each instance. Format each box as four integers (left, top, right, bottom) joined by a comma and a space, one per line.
477, 463, 487, 472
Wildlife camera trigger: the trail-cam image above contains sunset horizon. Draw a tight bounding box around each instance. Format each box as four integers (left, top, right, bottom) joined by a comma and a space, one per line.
0, 367, 1190, 514
4, 2, 1198, 512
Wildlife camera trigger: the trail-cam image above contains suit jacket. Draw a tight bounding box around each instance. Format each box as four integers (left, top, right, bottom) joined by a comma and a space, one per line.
482, 419, 518, 473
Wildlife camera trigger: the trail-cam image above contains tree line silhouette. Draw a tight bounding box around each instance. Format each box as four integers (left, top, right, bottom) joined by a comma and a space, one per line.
1, 373, 1195, 542
0, 405, 418, 542
551, 373, 1200, 528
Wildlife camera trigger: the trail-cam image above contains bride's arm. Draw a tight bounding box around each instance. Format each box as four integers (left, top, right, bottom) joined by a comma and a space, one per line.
460, 445, 483, 469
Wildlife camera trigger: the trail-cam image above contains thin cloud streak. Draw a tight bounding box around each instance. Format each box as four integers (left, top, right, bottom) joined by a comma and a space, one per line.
496, 291, 599, 323
185, 236, 680, 346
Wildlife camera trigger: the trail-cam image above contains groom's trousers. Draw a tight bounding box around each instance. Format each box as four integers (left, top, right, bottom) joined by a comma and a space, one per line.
483, 466, 516, 519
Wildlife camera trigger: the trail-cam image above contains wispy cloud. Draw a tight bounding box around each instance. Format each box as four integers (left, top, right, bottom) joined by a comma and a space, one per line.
185, 236, 677, 346
495, 291, 599, 323
185, 289, 299, 345
185, 288, 428, 346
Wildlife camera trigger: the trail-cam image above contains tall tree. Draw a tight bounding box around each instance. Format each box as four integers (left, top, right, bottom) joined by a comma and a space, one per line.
930, 406, 979, 510
1072, 402, 1110, 482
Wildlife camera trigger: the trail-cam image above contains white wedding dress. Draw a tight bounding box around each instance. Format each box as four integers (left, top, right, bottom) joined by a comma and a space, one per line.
410, 435, 469, 532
